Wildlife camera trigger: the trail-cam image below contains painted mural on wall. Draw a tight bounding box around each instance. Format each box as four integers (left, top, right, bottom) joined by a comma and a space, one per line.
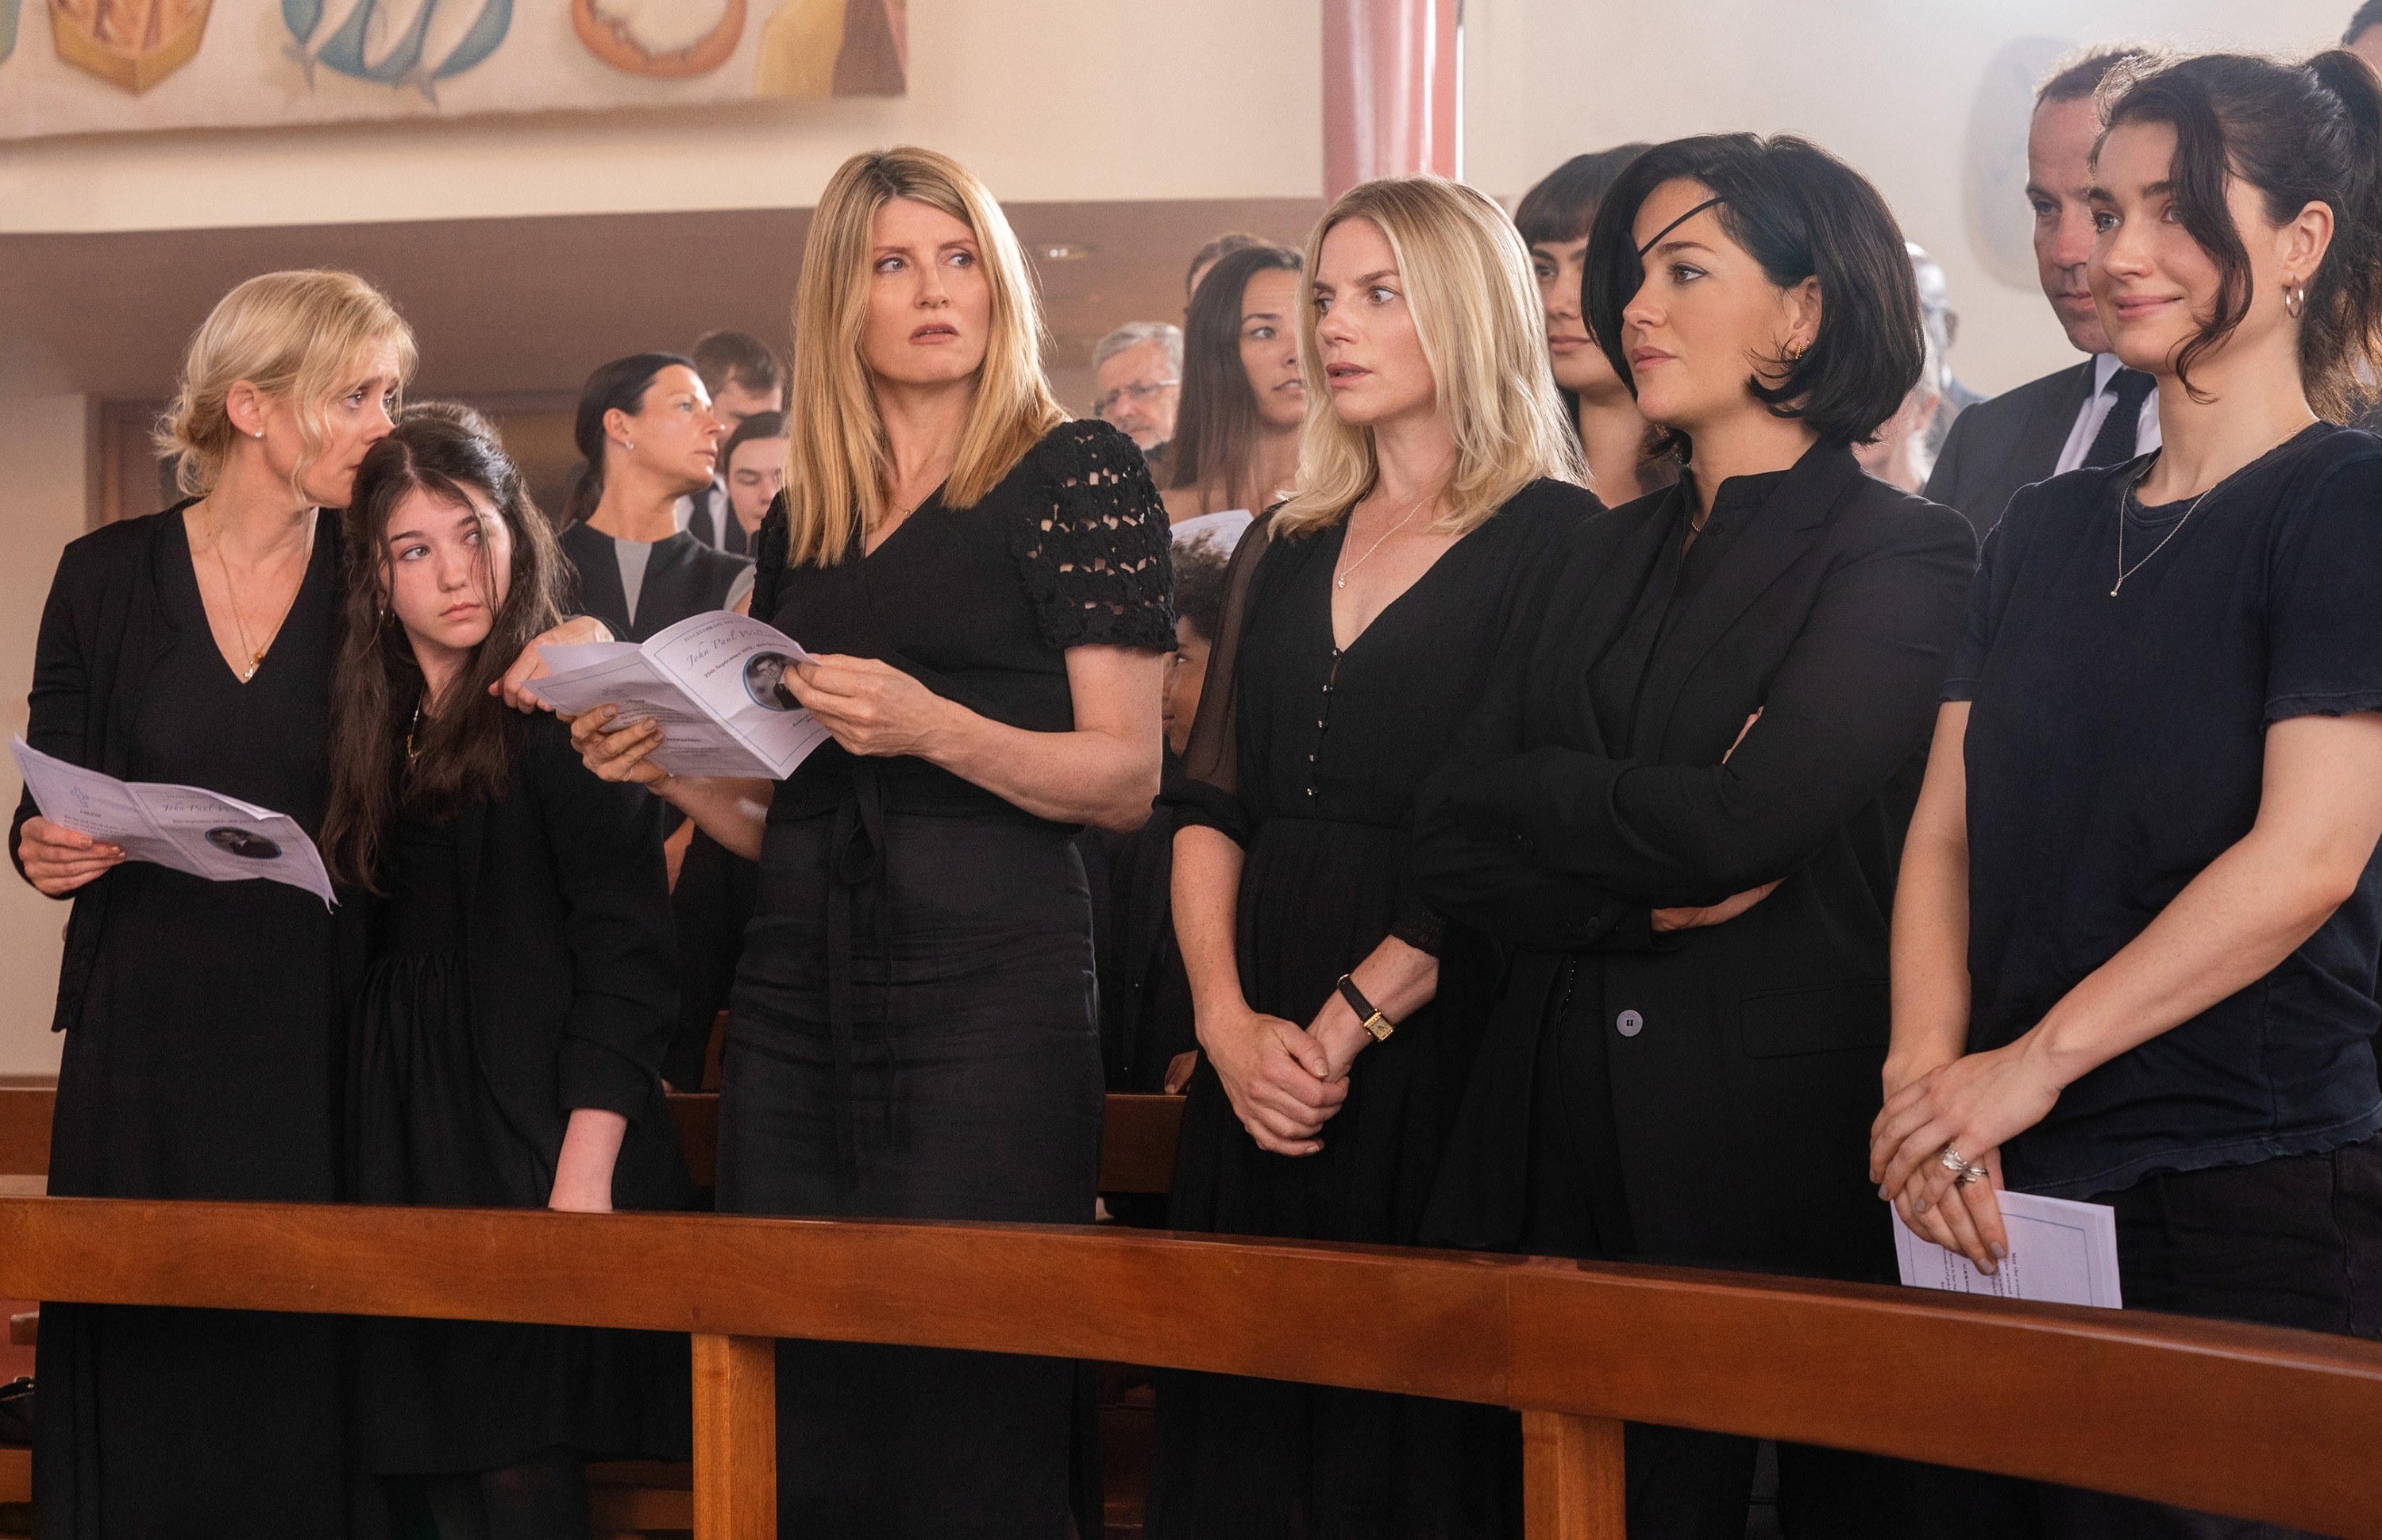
0, 0, 904, 140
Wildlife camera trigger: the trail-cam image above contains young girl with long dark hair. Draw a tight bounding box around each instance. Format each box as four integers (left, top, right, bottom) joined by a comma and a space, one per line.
322, 406, 689, 1539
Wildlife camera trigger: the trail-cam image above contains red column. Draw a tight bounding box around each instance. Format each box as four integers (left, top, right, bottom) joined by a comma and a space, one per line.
1322, 0, 1461, 199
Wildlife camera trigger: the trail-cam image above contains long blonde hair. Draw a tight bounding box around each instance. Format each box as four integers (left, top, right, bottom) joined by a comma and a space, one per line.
1272, 176, 1584, 539
781, 147, 1066, 566
156, 269, 418, 500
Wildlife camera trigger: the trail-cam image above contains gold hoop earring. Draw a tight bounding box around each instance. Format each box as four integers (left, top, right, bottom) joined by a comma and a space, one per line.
1785, 340, 1809, 363
2285, 281, 2308, 319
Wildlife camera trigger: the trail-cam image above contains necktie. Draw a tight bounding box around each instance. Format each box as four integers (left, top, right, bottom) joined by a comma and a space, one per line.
2083, 368, 2158, 468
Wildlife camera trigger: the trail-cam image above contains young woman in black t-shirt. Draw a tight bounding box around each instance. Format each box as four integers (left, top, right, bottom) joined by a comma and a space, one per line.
1876, 51, 2382, 1533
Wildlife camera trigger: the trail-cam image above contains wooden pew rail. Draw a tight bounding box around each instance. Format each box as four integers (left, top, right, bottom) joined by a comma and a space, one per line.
2, 1086, 2381, 1538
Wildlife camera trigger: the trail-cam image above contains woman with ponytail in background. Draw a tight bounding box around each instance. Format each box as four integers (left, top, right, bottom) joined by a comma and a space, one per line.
1873, 51, 2382, 1537
555, 352, 752, 645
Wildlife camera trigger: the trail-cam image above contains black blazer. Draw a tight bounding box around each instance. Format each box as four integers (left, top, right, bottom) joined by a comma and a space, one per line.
1411, 445, 1972, 1280
1922, 359, 2093, 544
379, 714, 689, 1209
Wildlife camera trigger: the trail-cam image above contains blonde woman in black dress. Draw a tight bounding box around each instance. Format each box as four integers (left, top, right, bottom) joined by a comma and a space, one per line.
571, 146, 1172, 1540
1151, 175, 1597, 1540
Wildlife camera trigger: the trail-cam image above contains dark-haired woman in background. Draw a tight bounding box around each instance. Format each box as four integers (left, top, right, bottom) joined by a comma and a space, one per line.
556, 352, 752, 644
324, 407, 689, 1538
1514, 147, 1677, 503
1874, 52, 2382, 1540
1165, 242, 1305, 526
1413, 134, 1975, 1535
1152, 175, 1594, 1540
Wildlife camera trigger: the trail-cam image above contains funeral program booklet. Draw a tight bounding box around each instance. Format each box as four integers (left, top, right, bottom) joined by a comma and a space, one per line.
1892, 1188, 2123, 1309
9, 737, 335, 906
526, 610, 832, 781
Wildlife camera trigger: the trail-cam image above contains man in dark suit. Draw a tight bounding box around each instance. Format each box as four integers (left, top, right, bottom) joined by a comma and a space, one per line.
1925, 47, 2158, 541
678, 329, 785, 551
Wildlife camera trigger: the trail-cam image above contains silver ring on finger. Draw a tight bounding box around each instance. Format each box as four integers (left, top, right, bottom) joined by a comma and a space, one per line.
1937, 1144, 1971, 1176
1956, 1164, 1989, 1187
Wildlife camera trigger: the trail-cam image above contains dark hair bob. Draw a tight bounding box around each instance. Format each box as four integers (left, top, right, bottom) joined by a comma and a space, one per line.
2099, 51, 2382, 421
1582, 133, 1924, 457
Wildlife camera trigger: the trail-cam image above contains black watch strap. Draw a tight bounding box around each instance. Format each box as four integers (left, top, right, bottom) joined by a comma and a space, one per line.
1336, 973, 1395, 1041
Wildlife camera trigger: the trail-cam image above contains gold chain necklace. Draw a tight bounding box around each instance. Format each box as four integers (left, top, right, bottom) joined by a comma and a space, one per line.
1336, 488, 1434, 591
200, 502, 306, 682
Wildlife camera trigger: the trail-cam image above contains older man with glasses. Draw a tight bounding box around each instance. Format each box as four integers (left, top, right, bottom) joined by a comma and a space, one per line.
1091, 320, 1183, 479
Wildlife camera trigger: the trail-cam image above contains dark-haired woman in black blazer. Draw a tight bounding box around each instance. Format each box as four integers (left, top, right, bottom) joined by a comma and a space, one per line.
1412, 134, 1974, 1538
321, 407, 689, 1538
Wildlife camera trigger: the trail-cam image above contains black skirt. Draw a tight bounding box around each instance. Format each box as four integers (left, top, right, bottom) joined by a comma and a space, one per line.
349, 816, 688, 1475
719, 803, 1104, 1540
1152, 817, 1510, 1540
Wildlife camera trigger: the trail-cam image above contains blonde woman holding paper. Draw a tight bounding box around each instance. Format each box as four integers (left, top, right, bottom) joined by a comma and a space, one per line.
571, 146, 1170, 1540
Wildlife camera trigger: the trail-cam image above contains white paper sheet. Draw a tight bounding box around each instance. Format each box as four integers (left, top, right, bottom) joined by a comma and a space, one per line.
525, 611, 831, 781
10, 738, 335, 906
1893, 1189, 2122, 1309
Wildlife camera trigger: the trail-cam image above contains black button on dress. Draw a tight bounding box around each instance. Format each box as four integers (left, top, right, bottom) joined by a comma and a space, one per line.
34, 505, 352, 1538
1148, 479, 1594, 1540
723, 419, 1174, 1540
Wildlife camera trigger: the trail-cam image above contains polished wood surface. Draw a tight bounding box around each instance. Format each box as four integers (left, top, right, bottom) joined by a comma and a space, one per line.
0, 1446, 28, 1506
0, 1089, 50, 1179
692, 1335, 774, 1540
1522, 1413, 1625, 1540
1097, 1095, 1187, 1195
2, 1197, 2380, 1535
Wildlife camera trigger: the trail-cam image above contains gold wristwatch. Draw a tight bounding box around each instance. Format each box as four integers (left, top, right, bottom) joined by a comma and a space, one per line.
1336, 973, 1396, 1042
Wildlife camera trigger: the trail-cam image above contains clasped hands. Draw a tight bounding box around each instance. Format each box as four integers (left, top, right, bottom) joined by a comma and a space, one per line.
1868, 1039, 2065, 1276
1199, 991, 1373, 1158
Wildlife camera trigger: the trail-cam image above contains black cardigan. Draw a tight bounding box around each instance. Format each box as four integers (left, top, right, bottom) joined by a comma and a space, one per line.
1410, 444, 1974, 1280
395, 714, 688, 1208
10, 511, 368, 1033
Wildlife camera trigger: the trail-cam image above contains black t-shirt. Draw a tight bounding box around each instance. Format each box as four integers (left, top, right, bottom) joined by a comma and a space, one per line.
1948, 423, 2382, 1198
751, 418, 1175, 825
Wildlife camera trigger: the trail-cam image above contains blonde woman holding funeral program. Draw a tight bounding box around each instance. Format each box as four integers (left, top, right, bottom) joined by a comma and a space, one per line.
569, 146, 1173, 1540
9, 271, 600, 1538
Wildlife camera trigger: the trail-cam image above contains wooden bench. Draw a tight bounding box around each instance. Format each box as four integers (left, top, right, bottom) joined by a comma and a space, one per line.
4, 1195, 2382, 1539
0, 1079, 1185, 1535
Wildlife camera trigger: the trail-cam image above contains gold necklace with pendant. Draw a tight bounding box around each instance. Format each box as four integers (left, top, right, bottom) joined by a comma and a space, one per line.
201, 502, 305, 682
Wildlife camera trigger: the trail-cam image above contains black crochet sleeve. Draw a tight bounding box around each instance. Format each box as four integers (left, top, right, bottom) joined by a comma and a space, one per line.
749, 491, 791, 624
1012, 419, 1177, 653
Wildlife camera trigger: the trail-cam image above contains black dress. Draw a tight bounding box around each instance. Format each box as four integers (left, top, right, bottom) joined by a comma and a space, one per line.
18, 505, 353, 1538
1148, 479, 1595, 1540
723, 418, 1174, 1539
349, 717, 691, 1477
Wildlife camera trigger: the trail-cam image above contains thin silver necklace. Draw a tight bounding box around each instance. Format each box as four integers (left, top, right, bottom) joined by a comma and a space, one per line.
2110, 457, 2250, 597
1336, 489, 1433, 590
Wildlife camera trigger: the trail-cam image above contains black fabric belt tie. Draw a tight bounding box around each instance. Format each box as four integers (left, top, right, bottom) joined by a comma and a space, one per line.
825, 761, 900, 1175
